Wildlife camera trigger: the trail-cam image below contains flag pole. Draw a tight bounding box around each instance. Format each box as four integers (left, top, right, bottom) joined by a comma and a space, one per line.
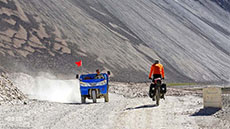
81, 60, 83, 74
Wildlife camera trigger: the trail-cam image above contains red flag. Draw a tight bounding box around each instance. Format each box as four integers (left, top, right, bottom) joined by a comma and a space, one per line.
75, 60, 82, 67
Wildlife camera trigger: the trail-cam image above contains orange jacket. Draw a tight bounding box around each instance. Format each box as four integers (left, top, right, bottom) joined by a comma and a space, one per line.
149, 63, 165, 78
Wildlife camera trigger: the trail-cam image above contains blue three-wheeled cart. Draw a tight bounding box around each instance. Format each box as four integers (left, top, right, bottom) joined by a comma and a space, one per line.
76, 71, 110, 103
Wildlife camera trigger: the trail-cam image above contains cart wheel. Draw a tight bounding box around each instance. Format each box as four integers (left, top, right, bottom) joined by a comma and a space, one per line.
104, 92, 109, 102
81, 95, 86, 104
92, 90, 97, 103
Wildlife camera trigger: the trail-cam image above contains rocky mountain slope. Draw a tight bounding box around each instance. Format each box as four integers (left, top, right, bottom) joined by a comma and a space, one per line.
0, 0, 229, 83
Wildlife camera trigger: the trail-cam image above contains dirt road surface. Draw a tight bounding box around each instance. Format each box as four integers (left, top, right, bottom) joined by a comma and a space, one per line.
0, 89, 229, 129
0, 76, 229, 129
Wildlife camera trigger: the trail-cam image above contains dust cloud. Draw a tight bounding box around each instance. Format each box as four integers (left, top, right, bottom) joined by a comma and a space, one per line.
10, 73, 81, 103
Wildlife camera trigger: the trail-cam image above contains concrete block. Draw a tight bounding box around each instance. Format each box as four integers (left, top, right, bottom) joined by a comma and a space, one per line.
203, 87, 222, 108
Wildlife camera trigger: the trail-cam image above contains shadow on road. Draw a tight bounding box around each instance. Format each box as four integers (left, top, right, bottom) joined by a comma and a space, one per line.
66, 101, 106, 105
65, 103, 98, 105
126, 104, 158, 110
65, 103, 82, 105
191, 108, 221, 116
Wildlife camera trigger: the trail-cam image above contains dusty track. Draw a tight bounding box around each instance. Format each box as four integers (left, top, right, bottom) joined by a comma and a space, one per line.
0, 91, 229, 129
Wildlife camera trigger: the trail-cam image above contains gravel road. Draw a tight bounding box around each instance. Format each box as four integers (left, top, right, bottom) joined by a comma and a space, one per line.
0, 82, 229, 129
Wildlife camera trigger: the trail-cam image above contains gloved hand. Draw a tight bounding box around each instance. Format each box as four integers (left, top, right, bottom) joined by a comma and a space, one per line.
149, 77, 152, 80
162, 78, 164, 80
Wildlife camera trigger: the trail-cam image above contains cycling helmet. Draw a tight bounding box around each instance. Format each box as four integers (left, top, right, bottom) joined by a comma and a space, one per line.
155, 59, 159, 64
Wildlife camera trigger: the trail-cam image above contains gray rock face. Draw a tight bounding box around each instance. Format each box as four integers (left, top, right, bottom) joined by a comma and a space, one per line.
0, 0, 229, 83
212, 0, 230, 12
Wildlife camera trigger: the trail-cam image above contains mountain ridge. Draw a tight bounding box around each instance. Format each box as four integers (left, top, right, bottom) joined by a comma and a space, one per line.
0, 0, 229, 83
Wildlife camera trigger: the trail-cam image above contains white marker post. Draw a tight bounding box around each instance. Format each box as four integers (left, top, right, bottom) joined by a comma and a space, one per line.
203, 87, 222, 108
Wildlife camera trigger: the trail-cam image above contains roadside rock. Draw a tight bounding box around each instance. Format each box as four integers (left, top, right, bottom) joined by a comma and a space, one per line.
215, 94, 230, 122
0, 73, 27, 105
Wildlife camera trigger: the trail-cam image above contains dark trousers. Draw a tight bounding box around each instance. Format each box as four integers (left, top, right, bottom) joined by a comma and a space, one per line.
152, 74, 162, 79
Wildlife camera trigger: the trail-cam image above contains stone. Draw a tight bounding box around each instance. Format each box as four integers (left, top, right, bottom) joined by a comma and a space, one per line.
13, 38, 25, 48
15, 25, 27, 40
0, 73, 26, 105
16, 49, 29, 57
203, 87, 222, 108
